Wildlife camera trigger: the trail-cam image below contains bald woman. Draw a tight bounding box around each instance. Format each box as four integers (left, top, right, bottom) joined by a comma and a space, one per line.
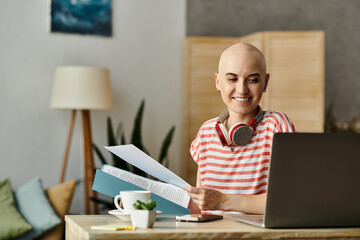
185, 43, 295, 214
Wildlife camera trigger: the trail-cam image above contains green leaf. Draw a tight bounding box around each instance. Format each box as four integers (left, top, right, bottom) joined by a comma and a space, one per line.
132, 166, 148, 178
158, 126, 175, 167
112, 154, 131, 171
130, 99, 149, 155
107, 117, 117, 146
116, 122, 123, 144
129, 100, 150, 177
130, 100, 144, 147
141, 203, 149, 210
92, 143, 108, 165
132, 200, 157, 210
120, 132, 126, 145
147, 200, 157, 210
105, 117, 130, 171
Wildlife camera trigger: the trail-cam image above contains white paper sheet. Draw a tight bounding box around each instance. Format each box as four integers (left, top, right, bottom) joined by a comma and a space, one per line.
102, 165, 190, 208
104, 144, 190, 188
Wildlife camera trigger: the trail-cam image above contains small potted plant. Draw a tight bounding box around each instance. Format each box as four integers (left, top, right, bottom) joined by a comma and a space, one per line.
130, 200, 157, 228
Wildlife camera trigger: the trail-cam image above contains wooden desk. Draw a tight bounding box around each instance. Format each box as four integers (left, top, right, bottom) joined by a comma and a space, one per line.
65, 215, 360, 240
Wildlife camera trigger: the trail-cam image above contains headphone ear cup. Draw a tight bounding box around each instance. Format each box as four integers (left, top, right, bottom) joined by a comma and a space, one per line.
215, 122, 232, 146
230, 123, 253, 146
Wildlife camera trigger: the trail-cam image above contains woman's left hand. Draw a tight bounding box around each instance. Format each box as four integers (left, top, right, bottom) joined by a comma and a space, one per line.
184, 186, 226, 210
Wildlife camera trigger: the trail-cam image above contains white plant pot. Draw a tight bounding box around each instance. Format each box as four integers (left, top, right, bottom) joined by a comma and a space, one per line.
130, 210, 156, 228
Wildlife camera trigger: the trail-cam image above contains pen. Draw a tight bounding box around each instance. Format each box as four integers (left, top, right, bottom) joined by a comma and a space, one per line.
91, 225, 136, 230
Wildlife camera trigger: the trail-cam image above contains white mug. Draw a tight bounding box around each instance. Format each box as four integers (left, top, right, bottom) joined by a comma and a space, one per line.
114, 190, 151, 214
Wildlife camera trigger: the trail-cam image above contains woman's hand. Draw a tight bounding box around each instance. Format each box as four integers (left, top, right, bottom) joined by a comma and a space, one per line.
187, 168, 266, 213
185, 185, 266, 214
184, 186, 226, 210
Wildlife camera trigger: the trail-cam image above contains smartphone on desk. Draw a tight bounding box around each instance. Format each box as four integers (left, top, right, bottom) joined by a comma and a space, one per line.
176, 214, 223, 222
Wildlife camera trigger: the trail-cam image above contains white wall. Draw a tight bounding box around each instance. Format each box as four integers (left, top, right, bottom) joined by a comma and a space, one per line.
0, 0, 186, 213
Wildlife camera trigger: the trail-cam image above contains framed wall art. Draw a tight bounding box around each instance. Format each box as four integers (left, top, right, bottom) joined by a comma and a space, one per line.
50, 0, 112, 37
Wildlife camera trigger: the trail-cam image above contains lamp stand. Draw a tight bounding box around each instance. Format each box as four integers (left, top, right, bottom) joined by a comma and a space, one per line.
60, 110, 76, 183
81, 110, 98, 214
59, 110, 98, 214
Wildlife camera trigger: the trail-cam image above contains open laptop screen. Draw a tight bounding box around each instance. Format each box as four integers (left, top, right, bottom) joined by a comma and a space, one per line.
264, 133, 360, 228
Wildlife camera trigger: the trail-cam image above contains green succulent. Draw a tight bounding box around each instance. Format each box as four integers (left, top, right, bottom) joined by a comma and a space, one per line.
133, 200, 157, 210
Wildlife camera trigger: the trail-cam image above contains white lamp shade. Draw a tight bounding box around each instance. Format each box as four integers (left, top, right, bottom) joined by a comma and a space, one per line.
50, 66, 113, 110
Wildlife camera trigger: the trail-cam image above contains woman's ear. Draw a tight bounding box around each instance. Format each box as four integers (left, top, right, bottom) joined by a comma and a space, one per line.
264, 73, 270, 91
214, 73, 220, 92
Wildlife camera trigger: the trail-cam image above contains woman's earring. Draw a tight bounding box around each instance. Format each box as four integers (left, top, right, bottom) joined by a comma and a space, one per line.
263, 89, 267, 93
217, 88, 220, 92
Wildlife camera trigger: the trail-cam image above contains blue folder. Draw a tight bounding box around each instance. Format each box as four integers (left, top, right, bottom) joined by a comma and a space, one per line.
92, 169, 190, 214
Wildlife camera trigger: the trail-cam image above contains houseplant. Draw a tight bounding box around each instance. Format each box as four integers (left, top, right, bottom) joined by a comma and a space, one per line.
130, 200, 157, 228
325, 103, 360, 133
92, 99, 175, 211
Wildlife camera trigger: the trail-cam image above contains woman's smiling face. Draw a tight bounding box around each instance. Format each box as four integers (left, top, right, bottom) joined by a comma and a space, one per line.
215, 43, 269, 123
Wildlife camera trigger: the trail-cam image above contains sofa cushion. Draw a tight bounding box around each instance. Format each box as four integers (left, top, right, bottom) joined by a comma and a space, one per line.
0, 178, 32, 239
14, 177, 61, 240
38, 179, 76, 240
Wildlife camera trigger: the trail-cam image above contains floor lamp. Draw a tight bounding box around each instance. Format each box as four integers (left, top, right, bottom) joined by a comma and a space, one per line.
50, 66, 113, 214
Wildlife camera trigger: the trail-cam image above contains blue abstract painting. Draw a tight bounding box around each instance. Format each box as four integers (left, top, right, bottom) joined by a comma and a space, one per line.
51, 0, 112, 37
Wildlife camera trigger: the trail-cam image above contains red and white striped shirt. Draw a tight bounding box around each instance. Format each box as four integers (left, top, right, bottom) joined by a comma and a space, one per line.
190, 110, 295, 195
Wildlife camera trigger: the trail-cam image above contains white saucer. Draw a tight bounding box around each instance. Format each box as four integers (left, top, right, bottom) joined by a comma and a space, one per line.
108, 209, 162, 221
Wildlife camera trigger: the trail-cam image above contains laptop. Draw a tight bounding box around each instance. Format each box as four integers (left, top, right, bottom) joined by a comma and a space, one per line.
233, 132, 360, 228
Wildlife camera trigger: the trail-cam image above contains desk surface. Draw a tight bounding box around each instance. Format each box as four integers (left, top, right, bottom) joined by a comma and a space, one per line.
65, 215, 360, 240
